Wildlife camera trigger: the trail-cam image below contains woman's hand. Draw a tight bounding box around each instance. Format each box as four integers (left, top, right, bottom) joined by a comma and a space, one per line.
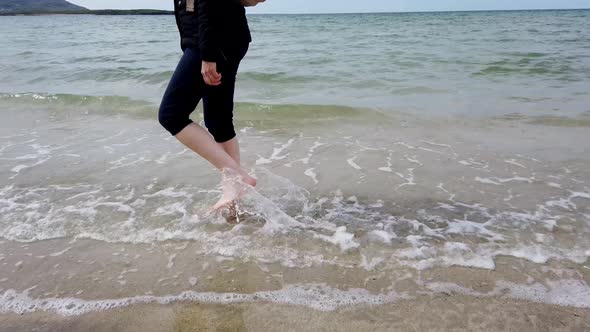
202, 61, 222, 86
240, 0, 266, 7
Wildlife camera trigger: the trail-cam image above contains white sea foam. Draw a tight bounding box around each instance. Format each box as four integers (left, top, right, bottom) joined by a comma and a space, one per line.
48, 247, 72, 257
0, 163, 588, 286
475, 176, 534, 185
504, 159, 527, 169
360, 255, 385, 270
426, 278, 590, 309
347, 157, 362, 170
368, 230, 396, 244
500, 279, 590, 308
395, 168, 416, 189
0, 284, 407, 316
2, 276, 587, 317
378, 150, 393, 173
11, 165, 28, 173
287, 139, 326, 166
167, 254, 177, 269
314, 226, 360, 252
304, 168, 319, 184
256, 138, 295, 165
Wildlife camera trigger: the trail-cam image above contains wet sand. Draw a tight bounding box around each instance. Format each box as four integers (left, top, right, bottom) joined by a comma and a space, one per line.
2, 296, 589, 332
1, 238, 588, 331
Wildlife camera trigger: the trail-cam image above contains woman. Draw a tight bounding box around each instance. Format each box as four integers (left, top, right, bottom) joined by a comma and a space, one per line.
159, 0, 265, 210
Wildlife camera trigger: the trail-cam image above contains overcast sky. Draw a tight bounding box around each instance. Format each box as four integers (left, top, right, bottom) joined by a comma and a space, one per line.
70, 0, 590, 13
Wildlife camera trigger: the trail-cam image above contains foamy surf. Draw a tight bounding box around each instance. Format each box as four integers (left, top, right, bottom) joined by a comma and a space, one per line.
0, 284, 407, 316
2, 278, 589, 317
1, 88, 589, 317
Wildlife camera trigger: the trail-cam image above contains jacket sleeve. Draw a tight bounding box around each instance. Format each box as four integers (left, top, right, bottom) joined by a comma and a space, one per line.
197, 0, 220, 62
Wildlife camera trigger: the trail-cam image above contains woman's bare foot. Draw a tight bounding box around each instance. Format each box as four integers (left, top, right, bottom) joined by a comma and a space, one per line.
220, 201, 239, 224
240, 172, 257, 187
232, 166, 257, 188
211, 168, 256, 212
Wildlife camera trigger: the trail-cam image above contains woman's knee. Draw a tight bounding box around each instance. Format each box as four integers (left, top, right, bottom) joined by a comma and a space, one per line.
158, 103, 173, 131
207, 122, 236, 143
158, 103, 192, 136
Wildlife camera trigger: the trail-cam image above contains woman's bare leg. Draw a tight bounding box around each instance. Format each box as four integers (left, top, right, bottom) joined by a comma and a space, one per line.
176, 123, 255, 187
218, 137, 241, 165
215, 137, 247, 217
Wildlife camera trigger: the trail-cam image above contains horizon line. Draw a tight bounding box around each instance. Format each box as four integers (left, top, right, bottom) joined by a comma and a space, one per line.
2, 7, 589, 15
246, 8, 590, 15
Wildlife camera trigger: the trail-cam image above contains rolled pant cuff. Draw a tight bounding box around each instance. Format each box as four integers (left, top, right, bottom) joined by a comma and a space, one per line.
213, 130, 237, 143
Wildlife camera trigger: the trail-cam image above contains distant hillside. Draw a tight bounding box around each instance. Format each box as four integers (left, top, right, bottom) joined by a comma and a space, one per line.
0, 0, 173, 15
0, 0, 87, 12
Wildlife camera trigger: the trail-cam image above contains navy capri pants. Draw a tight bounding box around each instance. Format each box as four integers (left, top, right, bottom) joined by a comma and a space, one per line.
159, 46, 248, 143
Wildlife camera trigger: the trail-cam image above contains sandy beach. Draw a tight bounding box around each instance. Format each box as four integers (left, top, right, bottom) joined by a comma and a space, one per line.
1, 9, 590, 331
2, 296, 590, 331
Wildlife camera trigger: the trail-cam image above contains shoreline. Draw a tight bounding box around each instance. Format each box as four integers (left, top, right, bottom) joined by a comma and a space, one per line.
1, 237, 588, 317
2, 296, 589, 331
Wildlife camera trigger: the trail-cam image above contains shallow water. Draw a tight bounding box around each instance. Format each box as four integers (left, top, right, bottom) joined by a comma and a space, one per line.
0, 11, 589, 315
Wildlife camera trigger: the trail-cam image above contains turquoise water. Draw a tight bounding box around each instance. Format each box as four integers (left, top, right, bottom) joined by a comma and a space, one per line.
1, 10, 589, 115
0, 11, 589, 315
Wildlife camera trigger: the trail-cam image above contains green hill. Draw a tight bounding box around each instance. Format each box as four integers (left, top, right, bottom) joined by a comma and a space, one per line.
0, 0, 173, 15
0, 0, 87, 12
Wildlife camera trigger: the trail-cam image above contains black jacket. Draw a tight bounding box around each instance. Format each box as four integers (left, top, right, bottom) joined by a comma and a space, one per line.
174, 0, 251, 62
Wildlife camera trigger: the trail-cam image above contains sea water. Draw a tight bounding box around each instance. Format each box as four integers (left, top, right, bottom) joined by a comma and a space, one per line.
0, 10, 589, 315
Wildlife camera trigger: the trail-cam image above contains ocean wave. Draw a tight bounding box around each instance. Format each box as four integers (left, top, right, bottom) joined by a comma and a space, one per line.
0, 93, 156, 118
0, 284, 404, 316
64, 67, 174, 84
1, 278, 588, 316
0, 93, 389, 125
473, 58, 582, 80
0, 166, 588, 270
239, 71, 318, 85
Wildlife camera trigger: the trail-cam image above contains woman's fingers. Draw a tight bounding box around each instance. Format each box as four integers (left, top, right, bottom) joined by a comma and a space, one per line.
203, 71, 212, 85
202, 61, 222, 86
204, 72, 213, 85
209, 72, 221, 86
202, 70, 221, 86
208, 72, 220, 85
211, 71, 222, 82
